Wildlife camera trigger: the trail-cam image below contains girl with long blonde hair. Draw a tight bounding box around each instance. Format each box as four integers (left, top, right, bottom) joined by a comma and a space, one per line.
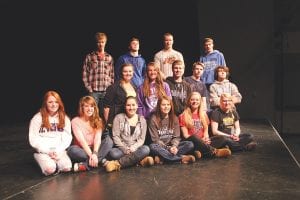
179, 92, 231, 158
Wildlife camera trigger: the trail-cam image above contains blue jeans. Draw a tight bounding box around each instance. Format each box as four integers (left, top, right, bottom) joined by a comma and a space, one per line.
149, 141, 194, 163
109, 145, 150, 168
67, 134, 113, 169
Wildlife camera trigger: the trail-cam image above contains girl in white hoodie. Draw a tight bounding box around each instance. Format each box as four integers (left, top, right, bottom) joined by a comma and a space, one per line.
29, 91, 72, 176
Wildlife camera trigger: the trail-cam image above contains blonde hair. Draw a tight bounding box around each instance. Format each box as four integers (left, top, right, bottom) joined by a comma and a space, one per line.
142, 62, 167, 98
95, 32, 107, 41
220, 93, 234, 111
182, 92, 208, 130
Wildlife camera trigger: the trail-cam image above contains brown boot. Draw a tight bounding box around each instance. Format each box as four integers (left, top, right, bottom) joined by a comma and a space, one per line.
140, 156, 154, 167
105, 160, 121, 172
214, 148, 231, 158
181, 155, 196, 164
154, 156, 163, 165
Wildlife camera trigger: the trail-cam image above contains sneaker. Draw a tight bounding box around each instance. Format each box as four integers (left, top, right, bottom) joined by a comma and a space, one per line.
245, 142, 257, 151
73, 162, 87, 172
214, 148, 231, 158
154, 156, 163, 165
105, 160, 121, 172
181, 155, 196, 164
194, 151, 202, 159
140, 156, 154, 167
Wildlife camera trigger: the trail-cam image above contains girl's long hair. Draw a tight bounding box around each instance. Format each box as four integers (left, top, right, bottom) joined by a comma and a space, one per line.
182, 92, 208, 130
154, 96, 175, 129
40, 90, 66, 129
78, 96, 103, 131
142, 62, 167, 98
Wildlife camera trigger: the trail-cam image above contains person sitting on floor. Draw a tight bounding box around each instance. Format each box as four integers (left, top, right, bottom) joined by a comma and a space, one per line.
210, 93, 257, 152
29, 90, 72, 176
105, 96, 154, 172
67, 96, 113, 172
179, 92, 231, 159
148, 95, 196, 164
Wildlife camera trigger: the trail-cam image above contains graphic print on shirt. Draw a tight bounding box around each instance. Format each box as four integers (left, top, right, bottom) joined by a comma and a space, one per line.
170, 83, 188, 102
158, 125, 174, 140
39, 123, 64, 133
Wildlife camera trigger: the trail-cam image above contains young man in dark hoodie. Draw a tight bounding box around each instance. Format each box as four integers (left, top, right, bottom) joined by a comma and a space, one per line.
166, 60, 192, 116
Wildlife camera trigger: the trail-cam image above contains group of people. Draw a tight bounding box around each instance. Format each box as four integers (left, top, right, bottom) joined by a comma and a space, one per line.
29, 32, 257, 176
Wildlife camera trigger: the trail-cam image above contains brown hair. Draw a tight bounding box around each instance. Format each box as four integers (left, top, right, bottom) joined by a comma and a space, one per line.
214, 66, 230, 80
203, 37, 214, 44
192, 62, 205, 70
154, 96, 175, 129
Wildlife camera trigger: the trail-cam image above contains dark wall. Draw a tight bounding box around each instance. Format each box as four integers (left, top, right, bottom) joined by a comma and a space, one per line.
0, 0, 200, 125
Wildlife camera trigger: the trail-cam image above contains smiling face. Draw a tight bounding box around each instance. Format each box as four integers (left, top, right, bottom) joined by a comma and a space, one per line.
125, 98, 138, 117
82, 102, 95, 118
147, 64, 158, 81
121, 65, 134, 82
189, 93, 201, 111
46, 95, 59, 116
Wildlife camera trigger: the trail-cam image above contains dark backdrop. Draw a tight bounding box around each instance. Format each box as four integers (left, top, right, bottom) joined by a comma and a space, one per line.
0, 0, 200, 125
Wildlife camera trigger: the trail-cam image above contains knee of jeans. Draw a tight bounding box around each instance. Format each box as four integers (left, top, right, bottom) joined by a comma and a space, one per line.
109, 149, 122, 160
140, 145, 150, 155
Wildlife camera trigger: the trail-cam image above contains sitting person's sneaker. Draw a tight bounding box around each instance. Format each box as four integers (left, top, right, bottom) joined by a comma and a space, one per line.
73, 162, 87, 172
181, 155, 196, 164
245, 142, 257, 151
194, 150, 202, 159
139, 156, 154, 167
214, 148, 231, 158
105, 160, 121, 172
154, 156, 163, 165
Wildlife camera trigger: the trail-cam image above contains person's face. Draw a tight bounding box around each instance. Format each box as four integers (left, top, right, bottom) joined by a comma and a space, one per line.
217, 69, 227, 80
82, 102, 95, 118
163, 35, 173, 49
220, 97, 233, 111
204, 41, 214, 53
129, 40, 139, 52
147, 65, 158, 81
46, 95, 59, 115
96, 38, 106, 50
122, 65, 134, 82
125, 98, 137, 117
172, 64, 184, 78
160, 99, 171, 115
193, 65, 204, 79
189, 94, 201, 110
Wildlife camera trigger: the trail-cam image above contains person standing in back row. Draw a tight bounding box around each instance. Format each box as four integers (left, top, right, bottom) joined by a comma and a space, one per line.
115, 37, 146, 88
154, 33, 184, 79
82, 32, 114, 117
199, 37, 226, 89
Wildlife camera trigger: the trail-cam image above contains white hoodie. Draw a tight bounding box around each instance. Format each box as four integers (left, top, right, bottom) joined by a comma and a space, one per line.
29, 112, 72, 154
